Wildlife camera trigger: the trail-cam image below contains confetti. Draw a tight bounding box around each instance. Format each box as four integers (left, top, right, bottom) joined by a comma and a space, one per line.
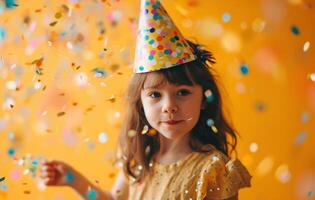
148, 128, 157, 136
86, 187, 98, 200
98, 132, 108, 143
57, 112, 65, 117
204, 89, 214, 103
308, 191, 314, 197
291, 25, 300, 35
5, 0, 18, 8
7, 147, 15, 157
49, 21, 58, 26
65, 171, 75, 184
303, 41, 310, 52
106, 95, 116, 103
300, 111, 310, 123
249, 143, 258, 153
92, 68, 108, 78
141, 125, 149, 134
127, 130, 137, 137
275, 164, 291, 183
0, 177, 5, 182
55, 12, 62, 19
309, 73, 315, 82
222, 12, 231, 22
240, 63, 249, 75
0, 27, 6, 42
295, 131, 307, 145
206, 119, 214, 127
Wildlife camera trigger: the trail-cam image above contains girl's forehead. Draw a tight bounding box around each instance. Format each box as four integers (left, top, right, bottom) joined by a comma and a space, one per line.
142, 72, 196, 90
143, 72, 167, 89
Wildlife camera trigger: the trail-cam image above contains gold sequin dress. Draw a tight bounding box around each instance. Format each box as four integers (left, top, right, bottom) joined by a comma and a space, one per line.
128, 145, 252, 200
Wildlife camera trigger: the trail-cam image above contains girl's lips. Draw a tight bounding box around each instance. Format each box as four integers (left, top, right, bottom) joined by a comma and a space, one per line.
163, 120, 183, 125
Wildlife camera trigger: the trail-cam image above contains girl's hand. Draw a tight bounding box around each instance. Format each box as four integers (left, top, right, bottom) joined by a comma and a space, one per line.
40, 160, 76, 186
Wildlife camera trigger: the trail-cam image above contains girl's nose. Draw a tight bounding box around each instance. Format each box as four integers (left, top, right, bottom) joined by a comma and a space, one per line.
162, 98, 178, 113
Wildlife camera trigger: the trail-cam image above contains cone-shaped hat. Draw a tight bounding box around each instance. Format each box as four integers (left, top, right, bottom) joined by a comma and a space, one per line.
134, 0, 197, 73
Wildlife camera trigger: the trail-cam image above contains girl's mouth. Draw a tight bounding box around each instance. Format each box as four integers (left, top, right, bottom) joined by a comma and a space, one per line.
163, 120, 183, 125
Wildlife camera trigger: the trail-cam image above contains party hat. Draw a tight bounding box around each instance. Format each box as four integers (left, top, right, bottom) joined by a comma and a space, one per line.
134, 0, 197, 73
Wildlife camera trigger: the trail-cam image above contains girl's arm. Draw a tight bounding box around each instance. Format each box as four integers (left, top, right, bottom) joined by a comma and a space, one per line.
68, 168, 115, 200
42, 160, 129, 200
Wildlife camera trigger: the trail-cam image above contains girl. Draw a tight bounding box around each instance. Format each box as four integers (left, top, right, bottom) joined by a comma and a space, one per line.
41, 0, 252, 199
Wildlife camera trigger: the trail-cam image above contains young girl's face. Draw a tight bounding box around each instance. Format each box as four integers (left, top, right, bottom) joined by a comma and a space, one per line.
140, 72, 204, 140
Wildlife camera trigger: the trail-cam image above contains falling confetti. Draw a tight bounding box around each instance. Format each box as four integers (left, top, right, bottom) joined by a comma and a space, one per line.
141, 125, 149, 134
65, 171, 75, 184
204, 89, 214, 103
249, 142, 258, 153
0, 26, 6, 40
0, 177, 5, 182
98, 132, 108, 143
303, 41, 310, 52
240, 63, 249, 75
86, 187, 98, 200
92, 68, 108, 78
222, 12, 231, 22
291, 25, 300, 35
5, 0, 18, 8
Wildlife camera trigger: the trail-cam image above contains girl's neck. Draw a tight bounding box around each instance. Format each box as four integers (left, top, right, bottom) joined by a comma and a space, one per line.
154, 133, 193, 164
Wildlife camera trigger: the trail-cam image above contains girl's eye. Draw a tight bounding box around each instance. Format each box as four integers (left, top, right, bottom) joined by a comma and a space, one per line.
148, 90, 190, 98
177, 89, 191, 96
148, 92, 161, 98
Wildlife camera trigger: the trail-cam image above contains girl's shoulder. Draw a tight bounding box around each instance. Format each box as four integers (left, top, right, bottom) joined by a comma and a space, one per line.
191, 144, 252, 200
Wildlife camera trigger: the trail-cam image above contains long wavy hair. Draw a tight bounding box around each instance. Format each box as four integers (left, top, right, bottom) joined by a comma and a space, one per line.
115, 40, 238, 183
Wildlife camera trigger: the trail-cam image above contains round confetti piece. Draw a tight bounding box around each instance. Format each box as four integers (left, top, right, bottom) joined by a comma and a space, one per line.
204, 89, 214, 103
141, 125, 149, 134
98, 132, 108, 143
7, 147, 15, 157
240, 63, 249, 75
303, 41, 310, 52
127, 130, 137, 137
86, 188, 98, 200
65, 171, 75, 184
206, 119, 214, 127
222, 12, 231, 22
291, 25, 300, 35
0, 26, 6, 40
249, 143, 258, 153
309, 73, 315, 82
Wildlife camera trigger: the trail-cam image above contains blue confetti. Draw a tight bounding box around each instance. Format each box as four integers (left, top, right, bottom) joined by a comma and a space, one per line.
240, 63, 249, 75
65, 171, 75, 183
300, 111, 310, 123
0, 4, 5, 14
86, 188, 98, 200
7, 147, 15, 157
0, 184, 8, 191
0, 177, 5, 182
308, 191, 314, 197
295, 131, 307, 145
0, 26, 6, 40
8, 132, 15, 140
206, 119, 214, 126
92, 68, 107, 78
5, 0, 18, 8
291, 25, 300, 35
222, 12, 231, 22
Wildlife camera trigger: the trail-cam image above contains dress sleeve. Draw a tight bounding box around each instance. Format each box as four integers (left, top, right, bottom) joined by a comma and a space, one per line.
196, 153, 252, 200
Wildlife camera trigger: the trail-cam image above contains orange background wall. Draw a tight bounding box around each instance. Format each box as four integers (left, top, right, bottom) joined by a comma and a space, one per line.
0, 0, 314, 199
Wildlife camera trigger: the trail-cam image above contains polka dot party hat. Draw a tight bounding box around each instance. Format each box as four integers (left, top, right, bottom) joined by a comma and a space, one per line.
134, 0, 197, 73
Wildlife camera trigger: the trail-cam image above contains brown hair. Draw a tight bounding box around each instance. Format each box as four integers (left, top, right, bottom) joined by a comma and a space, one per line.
115, 40, 238, 183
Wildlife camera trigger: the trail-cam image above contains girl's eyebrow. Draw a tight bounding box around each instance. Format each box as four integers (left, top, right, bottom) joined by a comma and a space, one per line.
143, 84, 194, 90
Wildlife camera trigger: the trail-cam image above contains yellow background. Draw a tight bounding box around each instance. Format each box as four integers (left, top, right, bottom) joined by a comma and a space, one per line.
0, 0, 314, 199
